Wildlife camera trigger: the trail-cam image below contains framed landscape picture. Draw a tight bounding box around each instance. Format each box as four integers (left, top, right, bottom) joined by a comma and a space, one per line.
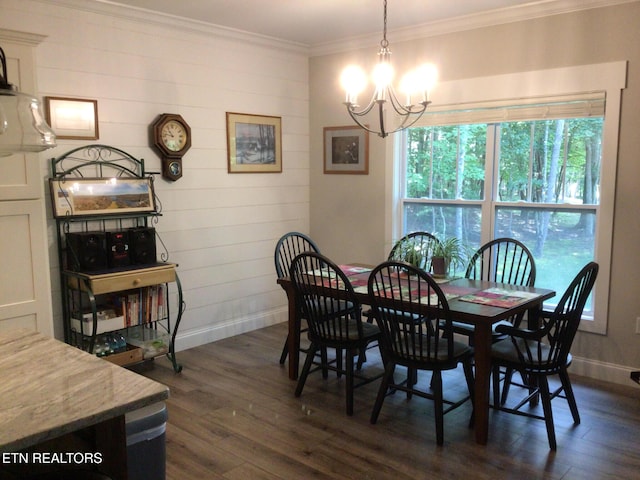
49, 177, 156, 218
226, 112, 282, 173
323, 125, 369, 174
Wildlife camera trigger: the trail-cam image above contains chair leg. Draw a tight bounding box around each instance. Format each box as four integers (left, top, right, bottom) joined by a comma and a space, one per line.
320, 346, 329, 379
500, 367, 513, 405
295, 344, 318, 397
356, 346, 367, 370
559, 367, 580, 424
538, 376, 557, 450
432, 370, 444, 446
279, 334, 289, 364
346, 349, 355, 416
492, 365, 502, 407
407, 367, 416, 399
371, 362, 395, 424
463, 357, 475, 428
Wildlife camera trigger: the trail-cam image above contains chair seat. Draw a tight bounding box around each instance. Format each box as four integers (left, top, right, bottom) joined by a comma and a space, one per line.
311, 319, 380, 347
311, 298, 355, 314
364, 308, 424, 324
491, 337, 572, 371
396, 336, 472, 364
451, 319, 512, 337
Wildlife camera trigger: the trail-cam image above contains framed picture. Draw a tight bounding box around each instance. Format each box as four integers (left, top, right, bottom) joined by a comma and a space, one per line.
323, 126, 369, 174
49, 177, 155, 218
226, 112, 282, 173
44, 97, 99, 140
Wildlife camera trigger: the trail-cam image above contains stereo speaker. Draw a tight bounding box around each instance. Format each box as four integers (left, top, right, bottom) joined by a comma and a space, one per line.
66, 232, 107, 271
106, 231, 131, 268
129, 227, 157, 265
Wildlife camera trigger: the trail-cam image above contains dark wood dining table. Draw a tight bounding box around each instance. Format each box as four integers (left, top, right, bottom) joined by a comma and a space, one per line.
277, 265, 555, 445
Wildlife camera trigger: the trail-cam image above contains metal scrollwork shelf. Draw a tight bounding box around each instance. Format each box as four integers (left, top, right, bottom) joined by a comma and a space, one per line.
51, 144, 183, 372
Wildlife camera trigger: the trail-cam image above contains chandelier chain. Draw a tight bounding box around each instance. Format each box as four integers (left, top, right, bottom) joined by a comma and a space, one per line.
381, 0, 389, 48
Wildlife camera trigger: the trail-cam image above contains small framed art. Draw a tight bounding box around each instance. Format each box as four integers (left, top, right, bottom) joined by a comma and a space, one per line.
44, 97, 99, 140
49, 177, 155, 218
323, 125, 369, 174
226, 112, 282, 173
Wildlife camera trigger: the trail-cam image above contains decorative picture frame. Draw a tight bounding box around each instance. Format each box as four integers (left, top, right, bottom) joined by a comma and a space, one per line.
44, 96, 99, 140
226, 112, 282, 173
323, 125, 369, 174
49, 177, 155, 218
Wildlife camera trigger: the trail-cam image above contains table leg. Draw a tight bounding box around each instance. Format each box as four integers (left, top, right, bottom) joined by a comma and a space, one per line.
473, 322, 492, 445
285, 286, 300, 380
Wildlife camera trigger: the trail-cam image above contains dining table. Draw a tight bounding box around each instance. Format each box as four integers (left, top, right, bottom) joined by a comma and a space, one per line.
277, 264, 555, 445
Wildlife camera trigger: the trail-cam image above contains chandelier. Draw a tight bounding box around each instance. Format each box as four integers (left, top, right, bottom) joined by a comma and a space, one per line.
340, 0, 437, 138
0, 46, 56, 157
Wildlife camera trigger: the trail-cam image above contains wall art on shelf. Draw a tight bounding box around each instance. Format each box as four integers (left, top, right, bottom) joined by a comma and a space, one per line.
49, 177, 155, 218
323, 125, 369, 174
226, 112, 282, 173
44, 96, 99, 140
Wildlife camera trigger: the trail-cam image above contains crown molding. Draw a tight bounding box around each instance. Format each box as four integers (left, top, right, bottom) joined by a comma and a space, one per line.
30, 0, 638, 58
0, 28, 47, 47
310, 0, 639, 57
32, 0, 310, 55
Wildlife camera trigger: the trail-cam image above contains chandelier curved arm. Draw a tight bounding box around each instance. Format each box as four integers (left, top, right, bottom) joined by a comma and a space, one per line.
344, 99, 389, 137
344, 91, 431, 138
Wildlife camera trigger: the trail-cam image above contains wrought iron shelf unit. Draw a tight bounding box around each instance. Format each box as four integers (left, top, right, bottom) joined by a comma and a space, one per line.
51, 144, 183, 372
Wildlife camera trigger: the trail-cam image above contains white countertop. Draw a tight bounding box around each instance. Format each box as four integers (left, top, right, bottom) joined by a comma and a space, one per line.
0, 329, 169, 452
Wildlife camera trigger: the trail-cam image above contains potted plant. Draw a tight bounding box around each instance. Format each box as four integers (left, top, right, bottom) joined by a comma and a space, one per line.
396, 243, 426, 269
431, 236, 465, 277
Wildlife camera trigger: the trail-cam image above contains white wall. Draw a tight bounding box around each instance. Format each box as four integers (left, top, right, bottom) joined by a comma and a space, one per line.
0, 0, 309, 349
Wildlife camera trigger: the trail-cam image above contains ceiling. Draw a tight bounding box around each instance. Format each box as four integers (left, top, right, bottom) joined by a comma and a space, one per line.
104, 0, 590, 48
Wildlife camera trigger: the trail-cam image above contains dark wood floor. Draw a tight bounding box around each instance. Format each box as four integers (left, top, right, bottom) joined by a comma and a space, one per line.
143, 323, 640, 480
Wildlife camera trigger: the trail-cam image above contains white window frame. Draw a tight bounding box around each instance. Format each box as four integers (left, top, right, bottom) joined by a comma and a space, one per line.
391, 62, 627, 335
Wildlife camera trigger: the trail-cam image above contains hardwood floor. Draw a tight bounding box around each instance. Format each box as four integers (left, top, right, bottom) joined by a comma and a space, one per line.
142, 323, 640, 479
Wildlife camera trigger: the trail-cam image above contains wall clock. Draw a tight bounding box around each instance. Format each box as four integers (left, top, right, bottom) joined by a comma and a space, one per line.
152, 113, 191, 181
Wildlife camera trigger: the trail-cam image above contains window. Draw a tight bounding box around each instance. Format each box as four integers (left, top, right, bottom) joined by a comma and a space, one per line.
392, 63, 626, 334
402, 117, 601, 316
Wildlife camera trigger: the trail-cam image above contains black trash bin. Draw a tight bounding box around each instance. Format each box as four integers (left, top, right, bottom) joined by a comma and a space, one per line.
125, 402, 168, 480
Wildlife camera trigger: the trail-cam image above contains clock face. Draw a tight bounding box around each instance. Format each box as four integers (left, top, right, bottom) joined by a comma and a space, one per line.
161, 120, 188, 152
153, 114, 191, 166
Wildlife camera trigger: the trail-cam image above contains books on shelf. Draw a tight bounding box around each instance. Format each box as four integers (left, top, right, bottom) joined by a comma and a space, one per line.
70, 284, 167, 337
119, 284, 166, 326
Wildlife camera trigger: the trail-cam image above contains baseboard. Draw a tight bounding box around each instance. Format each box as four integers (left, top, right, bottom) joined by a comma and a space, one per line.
571, 355, 640, 388
174, 307, 288, 352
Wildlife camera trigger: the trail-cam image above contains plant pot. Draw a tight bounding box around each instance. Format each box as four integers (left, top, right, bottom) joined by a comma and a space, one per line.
431, 256, 447, 277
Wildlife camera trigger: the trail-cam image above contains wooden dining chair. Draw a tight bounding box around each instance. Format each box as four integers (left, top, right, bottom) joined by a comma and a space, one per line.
274, 231, 321, 364
368, 260, 475, 445
360, 232, 441, 366
452, 238, 536, 404
364, 230, 440, 326
490, 262, 598, 449
453, 237, 536, 342
387, 231, 441, 272
290, 252, 382, 416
